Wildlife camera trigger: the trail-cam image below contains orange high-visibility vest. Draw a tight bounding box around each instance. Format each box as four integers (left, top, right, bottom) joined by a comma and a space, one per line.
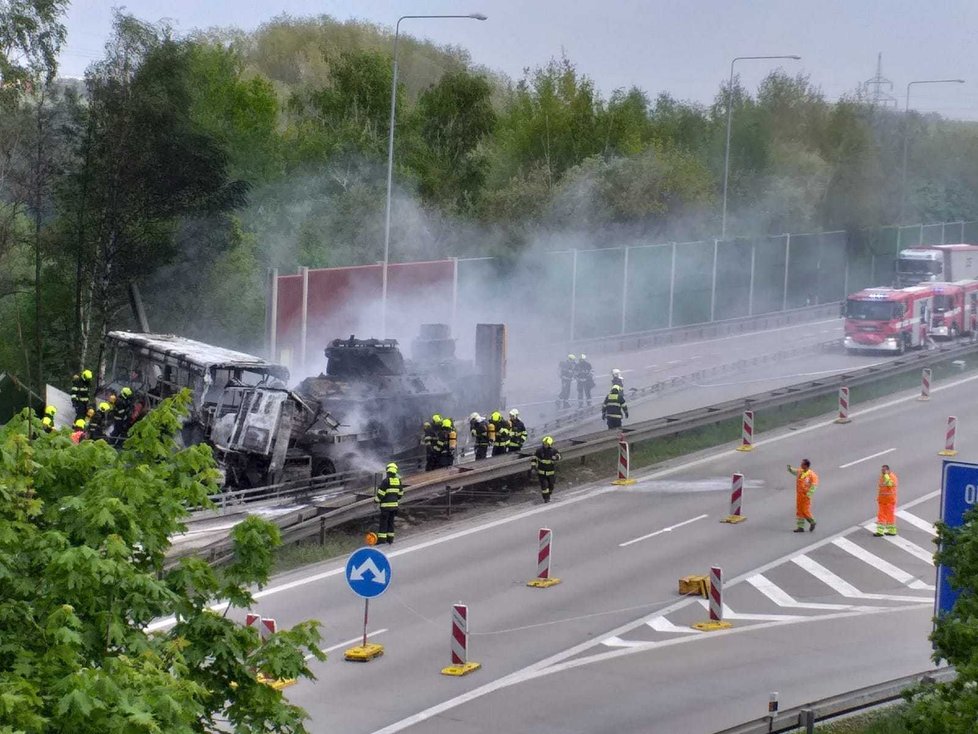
878, 471, 898, 497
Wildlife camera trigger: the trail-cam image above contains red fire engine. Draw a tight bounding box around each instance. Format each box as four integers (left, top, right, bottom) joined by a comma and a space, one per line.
929, 280, 978, 339
843, 286, 934, 354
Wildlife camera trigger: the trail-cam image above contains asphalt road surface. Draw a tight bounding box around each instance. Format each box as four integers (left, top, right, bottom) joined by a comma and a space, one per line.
235, 362, 972, 733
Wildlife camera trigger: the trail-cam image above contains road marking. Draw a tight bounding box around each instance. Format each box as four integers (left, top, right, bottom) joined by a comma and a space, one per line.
746, 573, 855, 610
647, 616, 701, 634
897, 510, 937, 536
839, 448, 896, 469
603, 635, 655, 648
861, 523, 935, 563
832, 537, 934, 590
695, 600, 803, 621
305, 629, 389, 660
792, 554, 930, 602
618, 514, 708, 547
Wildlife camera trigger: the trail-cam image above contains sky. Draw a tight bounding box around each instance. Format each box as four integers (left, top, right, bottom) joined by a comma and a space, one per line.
59, 0, 978, 119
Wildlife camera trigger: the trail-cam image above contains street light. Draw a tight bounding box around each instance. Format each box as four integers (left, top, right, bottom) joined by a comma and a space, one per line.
380, 12, 487, 337
720, 54, 801, 240
899, 78, 965, 223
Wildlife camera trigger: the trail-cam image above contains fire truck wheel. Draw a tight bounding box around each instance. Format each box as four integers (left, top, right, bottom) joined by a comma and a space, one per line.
897, 335, 906, 355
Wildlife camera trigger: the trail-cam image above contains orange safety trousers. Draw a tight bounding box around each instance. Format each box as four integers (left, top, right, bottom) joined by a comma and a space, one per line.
877, 494, 896, 526
796, 489, 813, 521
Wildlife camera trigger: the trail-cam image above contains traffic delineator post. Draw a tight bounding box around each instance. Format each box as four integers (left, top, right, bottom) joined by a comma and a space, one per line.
939, 416, 959, 456
527, 527, 561, 588
441, 603, 481, 676
244, 614, 297, 688
259, 617, 277, 640
736, 410, 754, 452
721, 473, 747, 524
692, 566, 733, 631
919, 368, 931, 401
611, 432, 636, 485
834, 386, 852, 424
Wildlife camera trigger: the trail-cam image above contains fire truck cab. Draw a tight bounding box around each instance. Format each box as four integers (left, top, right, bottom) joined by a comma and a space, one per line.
843, 286, 933, 354
929, 280, 978, 339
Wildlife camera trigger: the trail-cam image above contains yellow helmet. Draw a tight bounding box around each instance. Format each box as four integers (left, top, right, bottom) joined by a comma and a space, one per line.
98, 401, 111, 412
74, 419, 86, 429
612, 384, 622, 393
81, 369, 93, 381
542, 436, 554, 446
121, 386, 133, 398
441, 418, 452, 428
44, 405, 57, 417
432, 413, 442, 424
491, 411, 501, 422
386, 462, 398, 473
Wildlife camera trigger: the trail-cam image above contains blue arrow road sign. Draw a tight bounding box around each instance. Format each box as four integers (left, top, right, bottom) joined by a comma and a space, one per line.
936, 460, 978, 616
345, 547, 392, 599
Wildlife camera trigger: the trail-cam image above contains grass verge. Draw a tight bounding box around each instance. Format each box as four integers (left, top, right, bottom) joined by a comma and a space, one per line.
812, 704, 910, 733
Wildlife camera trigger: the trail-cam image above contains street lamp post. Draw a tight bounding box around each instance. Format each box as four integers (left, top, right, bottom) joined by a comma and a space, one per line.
899, 78, 964, 223
380, 12, 487, 338
720, 54, 801, 240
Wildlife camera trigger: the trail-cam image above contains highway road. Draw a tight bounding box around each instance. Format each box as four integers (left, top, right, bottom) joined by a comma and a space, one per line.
233, 359, 974, 733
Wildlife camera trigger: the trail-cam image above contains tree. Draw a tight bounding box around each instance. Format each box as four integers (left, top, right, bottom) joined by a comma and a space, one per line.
0, 0, 67, 93
0, 391, 325, 733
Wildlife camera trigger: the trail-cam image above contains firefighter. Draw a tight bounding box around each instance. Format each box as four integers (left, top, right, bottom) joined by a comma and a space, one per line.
576, 354, 595, 406
874, 464, 898, 536
89, 401, 112, 440
433, 418, 456, 468
558, 355, 576, 408
113, 386, 134, 436
71, 369, 93, 419
41, 405, 57, 433
70, 418, 87, 444
601, 384, 629, 429
490, 411, 510, 457
611, 368, 624, 390
532, 436, 561, 503
421, 420, 437, 470
469, 413, 490, 460
508, 408, 527, 452
375, 462, 403, 545
787, 459, 818, 533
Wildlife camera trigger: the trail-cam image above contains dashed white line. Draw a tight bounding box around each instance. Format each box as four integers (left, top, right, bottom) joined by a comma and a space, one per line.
832, 537, 934, 590
647, 616, 701, 634
746, 573, 855, 611
896, 510, 937, 536
861, 523, 935, 563
696, 600, 803, 621
619, 514, 708, 547
792, 554, 930, 602
839, 448, 896, 469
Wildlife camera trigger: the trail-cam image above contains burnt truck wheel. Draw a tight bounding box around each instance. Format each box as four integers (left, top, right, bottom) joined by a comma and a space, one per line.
313, 458, 337, 477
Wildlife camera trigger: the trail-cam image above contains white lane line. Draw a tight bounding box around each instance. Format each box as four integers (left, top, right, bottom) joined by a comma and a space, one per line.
647, 616, 701, 634
305, 629, 389, 660
832, 537, 934, 590
618, 514, 708, 547
838, 448, 896, 469
861, 523, 935, 563
603, 635, 656, 648
746, 573, 855, 611
696, 600, 803, 621
792, 554, 930, 602
897, 510, 937, 536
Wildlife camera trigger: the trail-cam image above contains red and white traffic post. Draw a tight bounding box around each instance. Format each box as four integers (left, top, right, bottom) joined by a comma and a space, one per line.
736, 410, 754, 452
919, 368, 932, 401
441, 603, 481, 676
693, 566, 732, 631
611, 432, 636, 485
721, 473, 747, 524
835, 386, 851, 424
528, 527, 561, 587
939, 416, 959, 456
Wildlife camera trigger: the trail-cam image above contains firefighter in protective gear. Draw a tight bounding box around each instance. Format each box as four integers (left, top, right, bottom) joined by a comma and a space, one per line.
788, 459, 818, 532
469, 413, 490, 460
532, 436, 561, 503
71, 419, 87, 444
601, 384, 629, 429
490, 411, 510, 456
576, 354, 595, 406
72, 369, 93, 419
558, 355, 576, 408
611, 368, 624, 390
375, 462, 403, 544
113, 387, 134, 436
89, 401, 112, 440
508, 408, 527, 452
41, 405, 57, 433
433, 418, 456, 468
421, 420, 437, 470
874, 465, 898, 536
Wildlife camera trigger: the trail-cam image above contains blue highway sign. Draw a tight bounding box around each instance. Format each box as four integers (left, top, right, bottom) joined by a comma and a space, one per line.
936, 460, 978, 616
345, 547, 392, 599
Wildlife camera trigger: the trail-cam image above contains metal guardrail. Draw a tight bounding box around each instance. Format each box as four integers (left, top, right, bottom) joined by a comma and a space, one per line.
179, 338, 978, 566
712, 668, 954, 734
195, 469, 373, 518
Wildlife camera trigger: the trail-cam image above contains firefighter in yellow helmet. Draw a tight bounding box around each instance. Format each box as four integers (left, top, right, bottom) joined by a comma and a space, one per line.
532, 436, 561, 503
602, 384, 629, 429
375, 462, 403, 544
71, 369, 94, 419
41, 405, 57, 433
433, 418, 456, 468
491, 410, 511, 457
89, 401, 112, 440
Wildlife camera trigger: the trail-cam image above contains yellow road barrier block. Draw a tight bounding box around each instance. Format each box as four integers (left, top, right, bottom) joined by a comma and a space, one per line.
679, 575, 709, 597
527, 577, 561, 588
692, 620, 733, 631
441, 661, 481, 676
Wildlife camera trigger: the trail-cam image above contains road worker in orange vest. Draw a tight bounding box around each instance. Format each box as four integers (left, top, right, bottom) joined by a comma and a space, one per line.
787, 458, 818, 533
874, 464, 898, 536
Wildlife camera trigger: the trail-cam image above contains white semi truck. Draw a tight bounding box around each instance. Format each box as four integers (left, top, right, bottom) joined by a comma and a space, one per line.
895, 244, 978, 287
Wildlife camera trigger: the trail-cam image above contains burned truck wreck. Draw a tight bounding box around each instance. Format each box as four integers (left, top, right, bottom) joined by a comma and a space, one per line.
101, 324, 505, 488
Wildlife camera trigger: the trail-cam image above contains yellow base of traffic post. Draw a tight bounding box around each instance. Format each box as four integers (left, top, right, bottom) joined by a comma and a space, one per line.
612, 477, 637, 485
736, 445, 753, 452
939, 450, 959, 457
721, 515, 747, 524
678, 575, 709, 597
527, 577, 562, 588
441, 661, 481, 676
344, 643, 385, 662
256, 672, 297, 690
692, 620, 733, 631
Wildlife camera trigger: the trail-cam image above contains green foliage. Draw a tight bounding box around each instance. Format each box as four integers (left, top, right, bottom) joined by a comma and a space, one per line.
0, 0, 68, 94
0, 391, 324, 733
